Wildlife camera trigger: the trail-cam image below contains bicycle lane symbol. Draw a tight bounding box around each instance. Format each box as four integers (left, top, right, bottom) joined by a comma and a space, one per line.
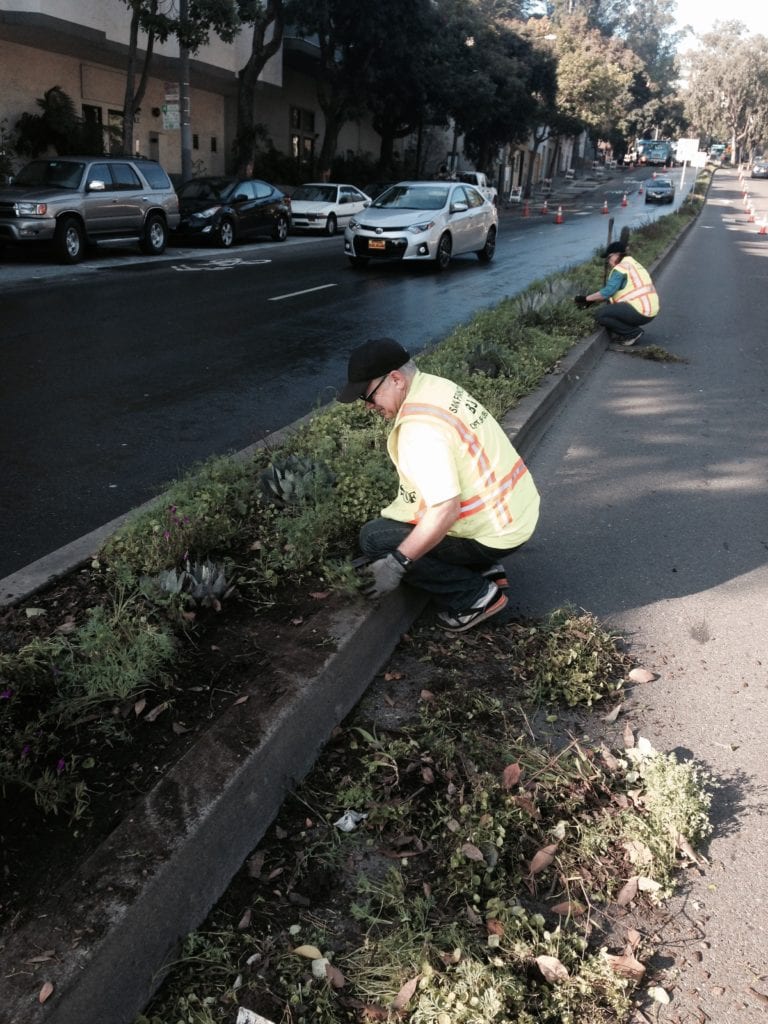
171, 257, 273, 272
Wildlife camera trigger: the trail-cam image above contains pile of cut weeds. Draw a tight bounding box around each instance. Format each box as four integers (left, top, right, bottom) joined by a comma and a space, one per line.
138, 611, 712, 1024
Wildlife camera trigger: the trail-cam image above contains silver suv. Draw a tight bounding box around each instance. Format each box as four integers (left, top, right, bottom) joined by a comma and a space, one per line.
0, 155, 180, 264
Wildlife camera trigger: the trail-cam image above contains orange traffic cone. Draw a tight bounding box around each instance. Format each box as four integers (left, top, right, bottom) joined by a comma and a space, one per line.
601, 197, 609, 214
652, 171, 657, 179
522, 200, 530, 218
758, 216, 767, 235
540, 198, 549, 215
638, 182, 644, 195
620, 192, 628, 207
554, 204, 564, 224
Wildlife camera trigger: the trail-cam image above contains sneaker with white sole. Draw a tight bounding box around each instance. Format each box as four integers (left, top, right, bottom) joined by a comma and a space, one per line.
622, 328, 644, 346
481, 562, 509, 589
437, 582, 509, 633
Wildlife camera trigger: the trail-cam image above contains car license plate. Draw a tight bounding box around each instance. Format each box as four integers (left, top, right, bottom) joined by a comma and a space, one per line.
368, 238, 386, 250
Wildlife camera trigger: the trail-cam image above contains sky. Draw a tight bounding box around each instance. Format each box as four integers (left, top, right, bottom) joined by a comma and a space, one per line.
673, 0, 768, 40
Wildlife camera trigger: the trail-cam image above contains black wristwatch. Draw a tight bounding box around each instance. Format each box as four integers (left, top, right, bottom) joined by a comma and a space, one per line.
391, 549, 413, 570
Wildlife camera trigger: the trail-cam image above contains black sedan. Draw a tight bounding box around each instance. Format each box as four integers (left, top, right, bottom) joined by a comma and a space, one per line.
644, 176, 675, 205
173, 176, 291, 247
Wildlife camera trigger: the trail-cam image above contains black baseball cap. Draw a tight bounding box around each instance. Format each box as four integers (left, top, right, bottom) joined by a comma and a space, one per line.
602, 240, 627, 258
337, 338, 411, 403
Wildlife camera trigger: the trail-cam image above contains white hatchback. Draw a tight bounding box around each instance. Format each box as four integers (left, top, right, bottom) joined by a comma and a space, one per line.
290, 182, 371, 235
343, 181, 498, 271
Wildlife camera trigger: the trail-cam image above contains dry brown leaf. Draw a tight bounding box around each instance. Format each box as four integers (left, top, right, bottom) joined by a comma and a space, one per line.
528, 843, 558, 876
267, 867, 284, 880
384, 671, 403, 681
238, 908, 252, 930
603, 702, 623, 723
623, 722, 635, 748
361, 1005, 388, 1021
171, 721, 190, 735
290, 616, 304, 626
511, 794, 540, 817
551, 900, 586, 916
390, 975, 420, 1011
293, 944, 324, 959
325, 962, 346, 989
626, 927, 642, 950
460, 842, 485, 863
25, 951, 56, 964
309, 590, 330, 600
233, 695, 249, 706
623, 839, 653, 865
384, 693, 396, 707
605, 951, 646, 981
38, 981, 54, 1004
747, 987, 768, 1007
144, 701, 168, 722
628, 667, 656, 684
535, 955, 569, 983
486, 919, 504, 936
677, 833, 707, 865
647, 986, 670, 1005
637, 876, 662, 893
599, 744, 621, 772
421, 766, 435, 784
465, 903, 482, 925
616, 876, 639, 906
501, 762, 522, 789
246, 851, 265, 878
420, 689, 435, 702
56, 619, 77, 635
133, 698, 147, 717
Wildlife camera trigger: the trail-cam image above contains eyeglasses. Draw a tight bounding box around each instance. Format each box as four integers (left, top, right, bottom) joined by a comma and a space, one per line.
361, 374, 387, 404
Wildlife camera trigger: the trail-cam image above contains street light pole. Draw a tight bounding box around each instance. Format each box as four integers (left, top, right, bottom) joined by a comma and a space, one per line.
179, 0, 193, 182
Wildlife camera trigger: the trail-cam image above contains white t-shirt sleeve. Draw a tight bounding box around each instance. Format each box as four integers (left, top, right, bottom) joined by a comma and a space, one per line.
397, 421, 460, 507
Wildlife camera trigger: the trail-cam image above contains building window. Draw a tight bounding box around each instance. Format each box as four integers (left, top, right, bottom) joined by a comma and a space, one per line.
290, 108, 316, 173
193, 134, 199, 150
210, 136, 217, 153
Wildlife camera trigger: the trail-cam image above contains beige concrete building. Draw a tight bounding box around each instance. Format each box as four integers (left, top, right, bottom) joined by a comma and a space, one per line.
0, 0, 387, 178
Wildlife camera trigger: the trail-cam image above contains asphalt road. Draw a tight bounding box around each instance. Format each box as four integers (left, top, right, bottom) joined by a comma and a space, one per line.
515, 167, 768, 1021
0, 167, 689, 577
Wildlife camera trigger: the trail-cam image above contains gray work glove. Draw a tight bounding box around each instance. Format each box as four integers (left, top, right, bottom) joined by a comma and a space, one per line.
359, 553, 406, 599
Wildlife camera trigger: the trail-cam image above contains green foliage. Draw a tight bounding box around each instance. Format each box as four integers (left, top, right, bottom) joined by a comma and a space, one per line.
15, 86, 106, 157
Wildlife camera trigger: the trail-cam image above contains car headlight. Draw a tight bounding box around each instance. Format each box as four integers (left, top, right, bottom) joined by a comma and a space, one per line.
15, 201, 48, 216
195, 205, 222, 220
348, 217, 359, 230
408, 220, 435, 234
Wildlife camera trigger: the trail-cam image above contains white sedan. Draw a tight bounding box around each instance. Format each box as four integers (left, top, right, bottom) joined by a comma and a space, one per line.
343, 181, 498, 271
289, 183, 371, 235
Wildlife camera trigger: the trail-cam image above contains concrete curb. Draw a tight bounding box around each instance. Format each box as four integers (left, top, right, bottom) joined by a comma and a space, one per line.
0, 202, 702, 1023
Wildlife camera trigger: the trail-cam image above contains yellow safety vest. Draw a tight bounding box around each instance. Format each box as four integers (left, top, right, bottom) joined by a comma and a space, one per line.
382, 371, 540, 549
610, 256, 659, 316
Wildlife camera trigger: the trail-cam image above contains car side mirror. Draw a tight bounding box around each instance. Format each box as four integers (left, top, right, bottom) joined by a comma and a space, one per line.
234, 193, 248, 202
363, 200, 371, 207
450, 201, 468, 213
87, 180, 107, 192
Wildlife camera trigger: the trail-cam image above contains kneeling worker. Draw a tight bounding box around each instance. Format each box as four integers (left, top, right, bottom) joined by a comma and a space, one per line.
337, 338, 540, 633
575, 240, 659, 346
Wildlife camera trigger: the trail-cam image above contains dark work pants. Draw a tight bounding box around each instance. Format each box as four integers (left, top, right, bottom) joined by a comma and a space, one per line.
359, 517, 520, 613
595, 302, 654, 338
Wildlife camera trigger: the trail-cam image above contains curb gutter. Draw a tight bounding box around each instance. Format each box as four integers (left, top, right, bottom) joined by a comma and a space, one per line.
1, 209, 699, 1023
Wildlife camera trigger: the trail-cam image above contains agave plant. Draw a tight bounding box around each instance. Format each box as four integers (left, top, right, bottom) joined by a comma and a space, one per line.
145, 559, 235, 611
259, 455, 336, 508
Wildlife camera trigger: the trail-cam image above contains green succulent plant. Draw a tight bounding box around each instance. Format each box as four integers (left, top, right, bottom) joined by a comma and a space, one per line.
259, 454, 336, 508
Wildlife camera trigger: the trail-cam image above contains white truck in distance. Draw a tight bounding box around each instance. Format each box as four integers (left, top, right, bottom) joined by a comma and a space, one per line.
459, 172, 498, 206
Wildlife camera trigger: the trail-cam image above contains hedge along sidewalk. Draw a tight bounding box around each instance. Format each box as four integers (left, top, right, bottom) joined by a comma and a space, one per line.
0, 208, 702, 1024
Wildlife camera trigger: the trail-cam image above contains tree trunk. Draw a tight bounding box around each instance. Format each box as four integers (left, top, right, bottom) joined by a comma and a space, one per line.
121, 1, 156, 156
234, 0, 284, 175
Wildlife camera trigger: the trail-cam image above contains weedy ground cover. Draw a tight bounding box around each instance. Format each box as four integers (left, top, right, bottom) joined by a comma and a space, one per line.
0, 170, 711, 925
137, 612, 712, 1024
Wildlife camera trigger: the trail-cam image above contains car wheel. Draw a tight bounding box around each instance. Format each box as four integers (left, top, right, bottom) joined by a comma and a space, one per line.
645, 197, 650, 204
325, 213, 337, 236
435, 232, 452, 271
141, 213, 167, 255
272, 214, 289, 242
477, 225, 497, 263
54, 216, 85, 264
214, 217, 235, 248
348, 256, 369, 269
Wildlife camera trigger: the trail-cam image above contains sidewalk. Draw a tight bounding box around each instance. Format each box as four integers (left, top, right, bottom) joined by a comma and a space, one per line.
0, 207, 700, 1023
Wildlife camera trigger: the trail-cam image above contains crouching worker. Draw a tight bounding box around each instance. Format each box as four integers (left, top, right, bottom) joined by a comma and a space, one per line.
574, 240, 659, 346
337, 338, 540, 633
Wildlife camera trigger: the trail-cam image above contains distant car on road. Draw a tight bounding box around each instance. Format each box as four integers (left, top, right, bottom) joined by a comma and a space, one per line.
289, 183, 370, 235
173, 176, 290, 247
645, 176, 675, 205
0, 155, 179, 264
750, 160, 768, 179
343, 180, 498, 271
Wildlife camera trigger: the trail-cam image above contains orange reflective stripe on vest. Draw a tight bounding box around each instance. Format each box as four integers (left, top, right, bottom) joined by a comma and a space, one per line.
610, 256, 659, 316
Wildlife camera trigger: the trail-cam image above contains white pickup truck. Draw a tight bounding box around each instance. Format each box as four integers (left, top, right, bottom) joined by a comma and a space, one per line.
459, 171, 498, 206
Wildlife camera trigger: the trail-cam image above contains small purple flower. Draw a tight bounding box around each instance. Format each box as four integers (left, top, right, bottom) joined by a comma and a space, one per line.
163, 530, 171, 542
56, 757, 66, 775
20, 743, 31, 760
0, 688, 12, 700
183, 516, 190, 525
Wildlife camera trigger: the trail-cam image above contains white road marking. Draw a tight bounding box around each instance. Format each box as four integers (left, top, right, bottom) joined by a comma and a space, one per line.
268, 283, 338, 302
171, 257, 272, 272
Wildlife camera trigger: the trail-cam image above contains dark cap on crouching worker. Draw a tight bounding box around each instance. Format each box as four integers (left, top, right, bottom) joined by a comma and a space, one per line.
337, 338, 411, 403
602, 240, 627, 258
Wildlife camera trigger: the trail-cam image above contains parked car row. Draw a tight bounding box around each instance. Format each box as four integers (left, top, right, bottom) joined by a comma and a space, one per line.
0, 157, 498, 272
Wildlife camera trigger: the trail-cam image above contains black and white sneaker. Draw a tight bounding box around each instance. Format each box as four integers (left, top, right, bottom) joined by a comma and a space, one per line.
481, 562, 509, 589
437, 582, 509, 633
622, 328, 644, 347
